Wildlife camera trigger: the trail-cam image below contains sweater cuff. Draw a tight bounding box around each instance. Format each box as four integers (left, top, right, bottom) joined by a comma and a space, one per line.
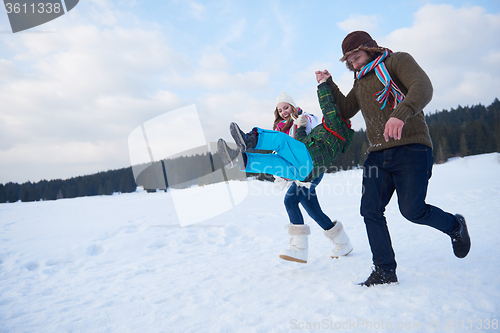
390, 105, 414, 123
326, 77, 338, 90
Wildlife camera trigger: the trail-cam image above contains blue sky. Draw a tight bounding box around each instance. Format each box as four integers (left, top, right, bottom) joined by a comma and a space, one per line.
0, 0, 499, 183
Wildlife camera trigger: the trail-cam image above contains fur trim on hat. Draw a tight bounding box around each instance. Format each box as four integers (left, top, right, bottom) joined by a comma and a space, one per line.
340, 45, 386, 62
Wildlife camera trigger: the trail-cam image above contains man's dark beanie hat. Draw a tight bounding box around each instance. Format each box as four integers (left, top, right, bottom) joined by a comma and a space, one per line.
340, 31, 385, 62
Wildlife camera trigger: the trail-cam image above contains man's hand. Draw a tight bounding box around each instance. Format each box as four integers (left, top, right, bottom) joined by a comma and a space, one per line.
383, 117, 405, 142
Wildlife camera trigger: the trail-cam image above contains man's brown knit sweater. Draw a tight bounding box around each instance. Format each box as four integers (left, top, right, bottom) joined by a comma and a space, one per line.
327, 52, 433, 152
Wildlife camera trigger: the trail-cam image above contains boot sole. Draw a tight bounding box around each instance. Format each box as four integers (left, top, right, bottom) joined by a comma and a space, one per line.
230, 122, 247, 151
330, 248, 353, 259
279, 255, 307, 264
453, 214, 470, 258
217, 139, 236, 169
359, 281, 399, 287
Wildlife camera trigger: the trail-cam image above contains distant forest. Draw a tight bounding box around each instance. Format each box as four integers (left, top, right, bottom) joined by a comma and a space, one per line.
1, 98, 499, 203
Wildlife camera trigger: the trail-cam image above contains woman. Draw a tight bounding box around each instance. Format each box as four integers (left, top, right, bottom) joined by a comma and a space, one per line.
218, 73, 354, 263
273, 91, 318, 137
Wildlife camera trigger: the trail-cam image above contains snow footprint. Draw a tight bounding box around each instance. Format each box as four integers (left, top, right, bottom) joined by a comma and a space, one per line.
86, 244, 104, 256
147, 240, 167, 250
24, 261, 39, 271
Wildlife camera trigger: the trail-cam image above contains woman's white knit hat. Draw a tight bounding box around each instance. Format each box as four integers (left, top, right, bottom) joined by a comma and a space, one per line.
275, 92, 296, 108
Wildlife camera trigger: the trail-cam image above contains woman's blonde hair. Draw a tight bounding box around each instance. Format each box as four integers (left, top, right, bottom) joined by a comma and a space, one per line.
273, 104, 300, 133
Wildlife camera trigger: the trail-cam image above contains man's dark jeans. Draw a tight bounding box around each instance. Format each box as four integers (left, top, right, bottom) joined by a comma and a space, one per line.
361, 144, 456, 270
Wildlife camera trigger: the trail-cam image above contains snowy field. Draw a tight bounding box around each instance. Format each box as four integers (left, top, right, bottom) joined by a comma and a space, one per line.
1, 153, 499, 332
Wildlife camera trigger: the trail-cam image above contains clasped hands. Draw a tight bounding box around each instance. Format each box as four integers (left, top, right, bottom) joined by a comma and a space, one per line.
315, 70, 331, 84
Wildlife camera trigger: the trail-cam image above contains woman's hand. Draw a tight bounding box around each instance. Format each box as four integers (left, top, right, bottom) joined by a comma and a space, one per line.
294, 114, 308, 127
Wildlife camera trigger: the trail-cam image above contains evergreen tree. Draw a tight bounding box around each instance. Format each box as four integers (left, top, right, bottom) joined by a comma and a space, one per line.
8, 190, 18, 203
28, 188, 40, 202
0, 184, 6, 203
77, 178, 88, 197
459, 133, 468, 157
20, 182, 32, 202
104, 179, 114, 195
119, 173, 136, 193
65, 183, 77, 198
436, 142, 445, 164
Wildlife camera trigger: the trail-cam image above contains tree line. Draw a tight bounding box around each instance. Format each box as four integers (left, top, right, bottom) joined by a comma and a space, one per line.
426, 98, 500, 163
1, 98, 498, 203
0, 168, 136, 204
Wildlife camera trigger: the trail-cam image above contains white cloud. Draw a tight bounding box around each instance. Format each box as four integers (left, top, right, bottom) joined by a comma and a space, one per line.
0, 21, 190, 183
0, 139, 128, 182
187, 1, 206, 20
383, 4, 500, 112
196, 91, 275, 143
198, 52, 229, 70
214, 19, 247, 51
165, 69, 269, 93
171, 0, 207, 21
482, 51, 500, 67
0, 10, 272, 183
337, 14, 379, 33
273, 3, 295, 51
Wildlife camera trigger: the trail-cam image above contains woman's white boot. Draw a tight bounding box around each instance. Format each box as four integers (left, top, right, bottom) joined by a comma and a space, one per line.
279, 224, 310, 263
324, 221, 353, 258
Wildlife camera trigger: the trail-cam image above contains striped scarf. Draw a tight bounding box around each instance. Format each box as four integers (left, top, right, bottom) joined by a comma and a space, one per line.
357, 49, 405, 110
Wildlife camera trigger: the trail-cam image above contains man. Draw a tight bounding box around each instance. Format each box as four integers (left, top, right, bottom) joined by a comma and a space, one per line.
319, 31, 470, 286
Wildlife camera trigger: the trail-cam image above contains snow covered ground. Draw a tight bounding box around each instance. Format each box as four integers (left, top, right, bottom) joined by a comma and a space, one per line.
1, 153, 499, 332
